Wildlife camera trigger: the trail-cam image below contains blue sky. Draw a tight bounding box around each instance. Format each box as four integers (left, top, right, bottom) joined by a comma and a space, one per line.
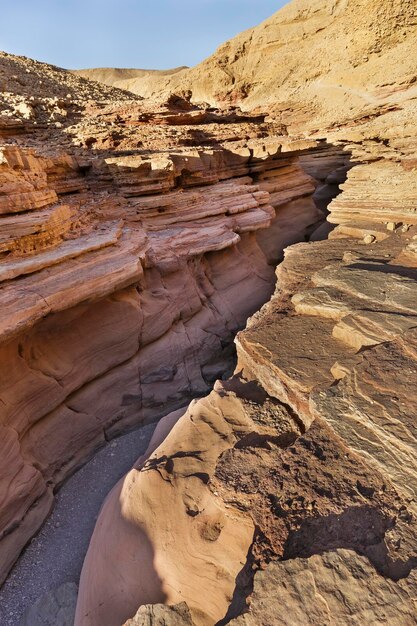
0, 0, 288, 69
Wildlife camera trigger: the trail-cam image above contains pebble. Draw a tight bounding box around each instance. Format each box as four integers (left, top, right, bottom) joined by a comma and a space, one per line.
363, 234, 376, 244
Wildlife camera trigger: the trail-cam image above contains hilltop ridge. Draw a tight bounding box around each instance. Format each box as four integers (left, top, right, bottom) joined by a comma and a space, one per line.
73, 0, 417, 129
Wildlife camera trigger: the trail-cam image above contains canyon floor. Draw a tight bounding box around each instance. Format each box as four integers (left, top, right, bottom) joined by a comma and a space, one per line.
1, 0, 417, 624
0, 423, 157, 625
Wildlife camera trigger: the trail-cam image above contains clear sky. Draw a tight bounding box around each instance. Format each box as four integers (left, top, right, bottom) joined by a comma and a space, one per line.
1, 1, 288, 70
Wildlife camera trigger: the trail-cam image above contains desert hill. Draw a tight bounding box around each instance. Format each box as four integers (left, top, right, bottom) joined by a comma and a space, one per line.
0, 51, 138, 102
74, 66, 188, 92
74, 0, 417, 128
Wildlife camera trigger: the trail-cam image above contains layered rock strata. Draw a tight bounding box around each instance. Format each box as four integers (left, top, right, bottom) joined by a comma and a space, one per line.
2, 0, 417, 623
76, 154, 417, 626
0, 57, 327, 587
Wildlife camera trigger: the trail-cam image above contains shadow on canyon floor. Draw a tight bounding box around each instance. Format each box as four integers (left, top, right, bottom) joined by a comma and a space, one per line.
0, 423, 157, 626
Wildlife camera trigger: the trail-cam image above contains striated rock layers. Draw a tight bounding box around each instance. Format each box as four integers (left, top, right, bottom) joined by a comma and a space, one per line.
73, 1, 417, 625
2, 0, 417, 624
75, 153, 417, 626
0, 53, 326, 587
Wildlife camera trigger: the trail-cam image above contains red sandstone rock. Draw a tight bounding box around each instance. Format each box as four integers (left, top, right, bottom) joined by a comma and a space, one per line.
0, 51, 325, 585
1, 2, 417, 624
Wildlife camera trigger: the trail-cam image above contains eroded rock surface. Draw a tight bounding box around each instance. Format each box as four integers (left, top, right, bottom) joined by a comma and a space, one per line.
73, 1, 417, 625
0, 48, 326, 587
123, 602, 194, 626
1, 0, 417, 624
230, 550, 417, 626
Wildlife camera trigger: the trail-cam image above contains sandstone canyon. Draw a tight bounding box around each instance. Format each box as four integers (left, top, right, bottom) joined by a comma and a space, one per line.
0, 0, 416, 624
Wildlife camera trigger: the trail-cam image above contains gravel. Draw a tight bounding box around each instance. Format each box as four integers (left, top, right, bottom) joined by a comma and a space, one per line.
0, 423, 156, 626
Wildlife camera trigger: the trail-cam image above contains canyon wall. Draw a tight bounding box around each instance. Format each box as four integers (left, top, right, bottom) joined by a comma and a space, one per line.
2, 0, 417, 623
0, 94, 327, 586
76, 147, 417, 626
71, 1, 417, 622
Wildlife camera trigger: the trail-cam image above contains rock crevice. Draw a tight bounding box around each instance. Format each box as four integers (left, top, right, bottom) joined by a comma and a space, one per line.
1, 2, 417, 624
0, 66, 330, 588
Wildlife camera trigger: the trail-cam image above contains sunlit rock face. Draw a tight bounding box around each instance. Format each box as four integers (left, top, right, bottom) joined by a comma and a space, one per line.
75, 0, 417, 124
2, 0, 417, 623
77, 197, 417, 625
0, 52, 327, 587
70, 1, 417, 625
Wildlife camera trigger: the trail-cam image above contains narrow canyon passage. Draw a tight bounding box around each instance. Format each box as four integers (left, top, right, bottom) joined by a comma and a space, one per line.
0, 423, 157, 625
73, 141, 417, 625
0, 139, 348, 624
1, 3, 417, 625
0, 125, 346, 582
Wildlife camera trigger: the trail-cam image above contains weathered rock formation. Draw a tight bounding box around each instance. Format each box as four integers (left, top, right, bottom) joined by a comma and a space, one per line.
74, 0, 417, 128
1, 0, 417, 624
76, 168, 417, 623
0, 52, 328, 589
229, 550, 417, 626
71, 1, 417, 625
